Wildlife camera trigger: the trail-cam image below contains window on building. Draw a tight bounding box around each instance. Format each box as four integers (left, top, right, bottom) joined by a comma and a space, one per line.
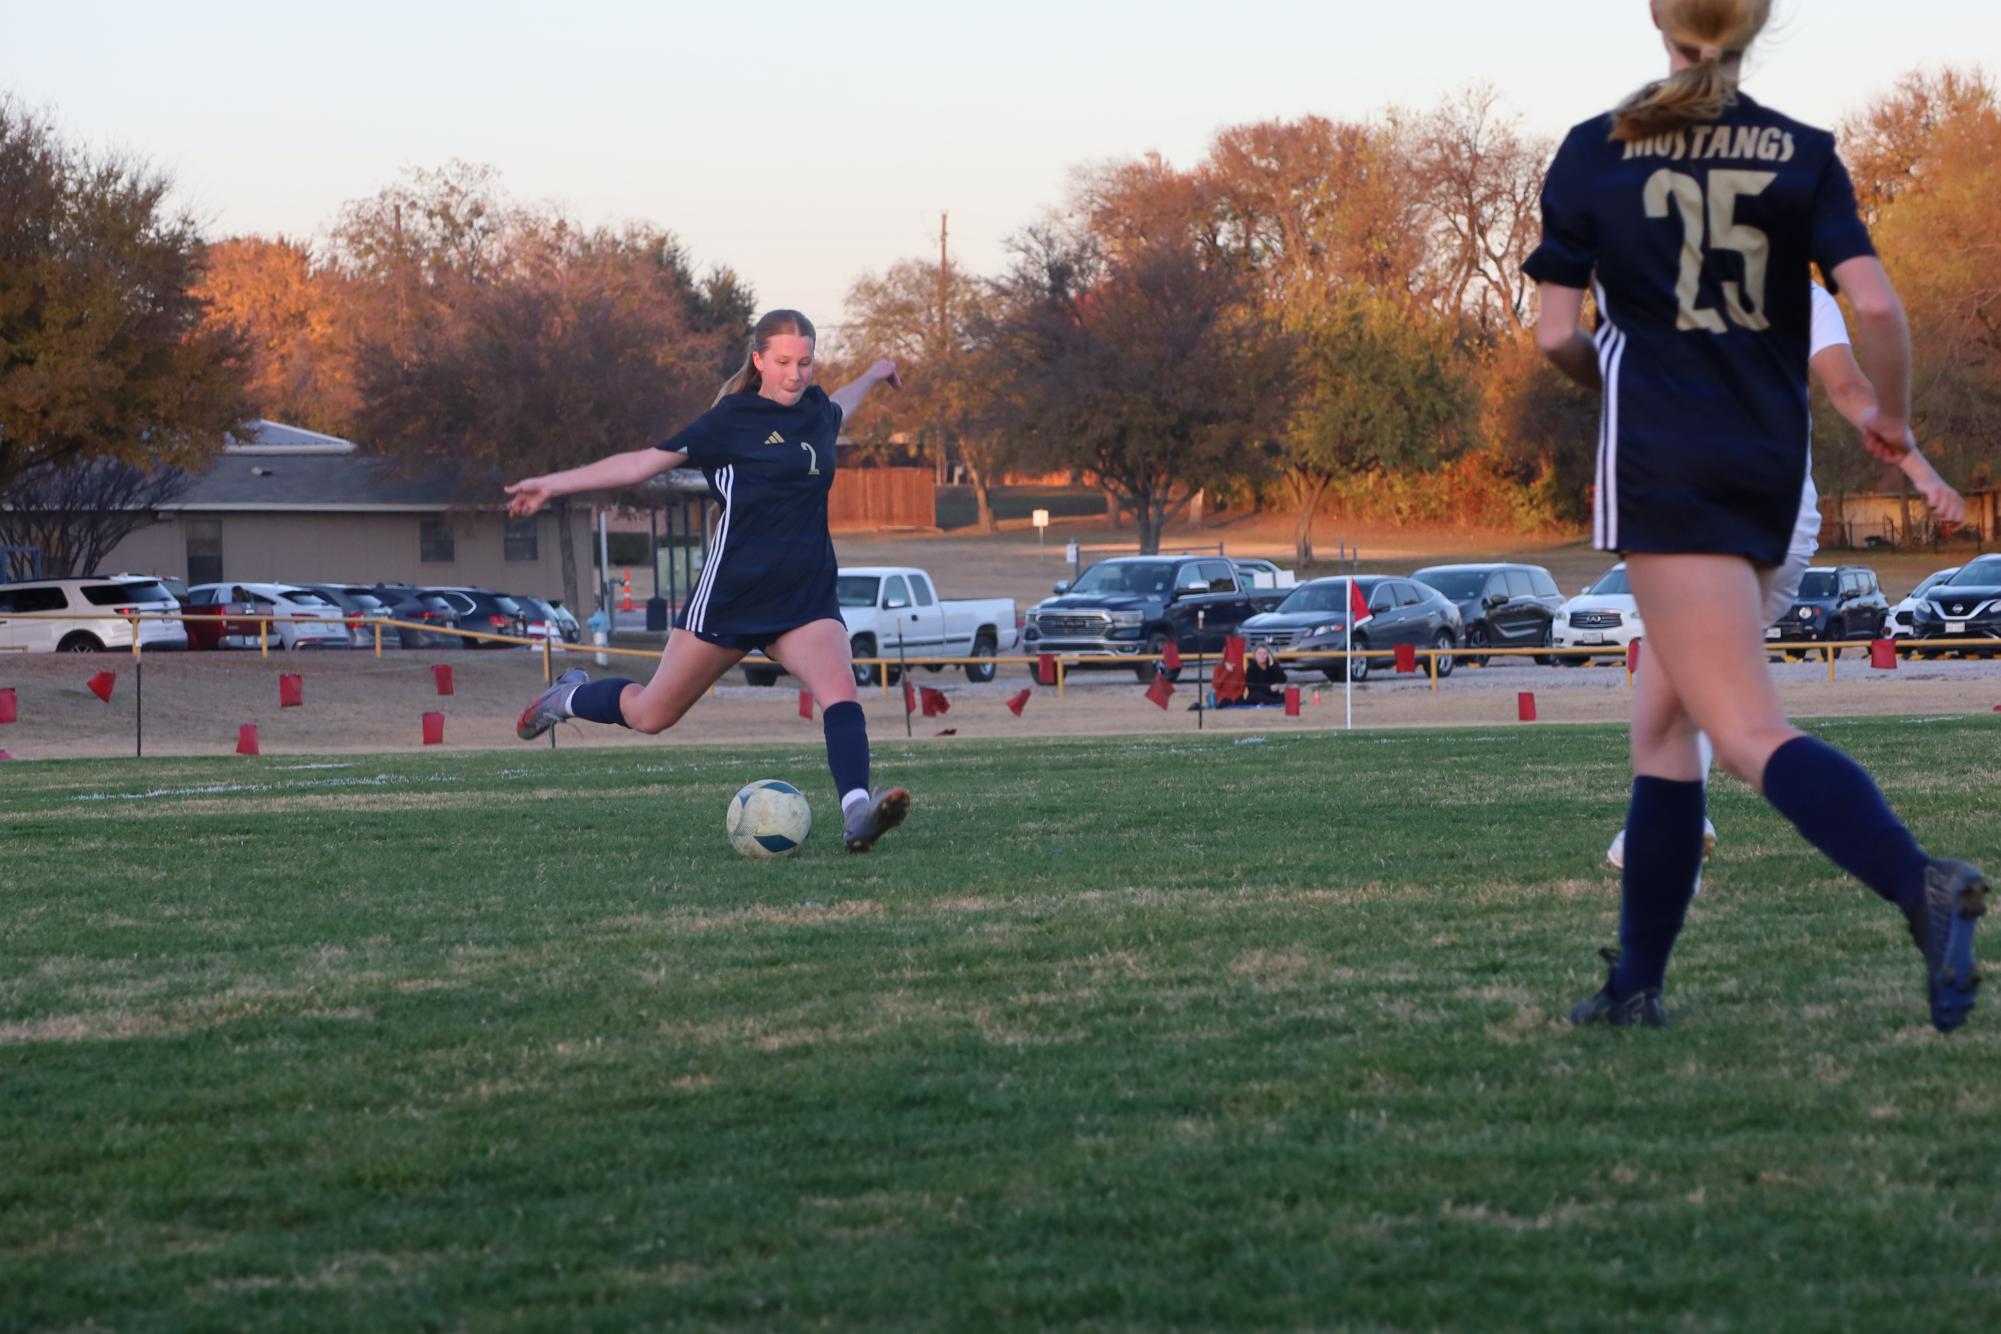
505, 517, 539, 562
420, 518, 455, 564
185, 517, 224, 586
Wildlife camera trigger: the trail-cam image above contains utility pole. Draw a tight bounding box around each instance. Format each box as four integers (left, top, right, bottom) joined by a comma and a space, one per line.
936, 211, 950, 486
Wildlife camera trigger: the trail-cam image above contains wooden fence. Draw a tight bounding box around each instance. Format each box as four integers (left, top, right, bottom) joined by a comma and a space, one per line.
829, 467, 935, 531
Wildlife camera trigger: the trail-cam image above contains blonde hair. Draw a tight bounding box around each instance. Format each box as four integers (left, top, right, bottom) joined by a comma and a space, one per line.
1612, 0, 1773, 142
714, 309, 816, 404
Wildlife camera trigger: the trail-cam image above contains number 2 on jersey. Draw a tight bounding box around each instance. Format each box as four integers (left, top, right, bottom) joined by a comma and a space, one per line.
1643, 168, 1775, 333
799, 441, 820, 475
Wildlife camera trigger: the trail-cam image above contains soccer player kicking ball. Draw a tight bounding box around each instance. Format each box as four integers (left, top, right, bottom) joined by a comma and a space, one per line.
1526, 0, 1984, 1030
1603, 283, 1962, 891
504, 309, 911, 853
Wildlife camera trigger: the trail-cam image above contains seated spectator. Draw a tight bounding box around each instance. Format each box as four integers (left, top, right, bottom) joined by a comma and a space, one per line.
1245, 644, 1287, 706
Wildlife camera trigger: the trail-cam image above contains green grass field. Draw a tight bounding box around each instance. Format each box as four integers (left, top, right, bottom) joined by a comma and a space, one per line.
5, 718, 2000, 1331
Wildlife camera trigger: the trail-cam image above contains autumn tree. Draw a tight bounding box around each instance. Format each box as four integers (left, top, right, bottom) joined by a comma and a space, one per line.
843, 254, 1015, 529
1280, 293, 1477, 563
0, 97, 249, 506
980, 227, 1291, 554
1850, 70, 2001, 499
195, 235, 357, 434
1409, 85, 1551, 333
341, 168, 744, 607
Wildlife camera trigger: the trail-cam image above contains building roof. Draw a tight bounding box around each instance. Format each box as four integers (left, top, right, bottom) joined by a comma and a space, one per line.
162, 420, 709, 513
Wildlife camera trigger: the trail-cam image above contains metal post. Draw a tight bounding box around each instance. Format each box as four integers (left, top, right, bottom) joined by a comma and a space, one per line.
649, 506, 660, 598
1196, 610, 1205, 730
897, 615, 912, 738
135, 658, 143, 758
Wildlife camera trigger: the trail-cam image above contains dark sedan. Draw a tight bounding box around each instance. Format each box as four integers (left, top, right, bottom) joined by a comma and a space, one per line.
372, 584, 466, 649
1909, 555, 2001, 656
1239, 576, 1462, 682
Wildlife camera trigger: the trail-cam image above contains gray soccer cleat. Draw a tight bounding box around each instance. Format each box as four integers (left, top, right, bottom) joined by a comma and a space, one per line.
843, 787, 910, 853
516, 668, 588, 741
1907, 858, 1988, 1033
1568, 948, 1670, 1029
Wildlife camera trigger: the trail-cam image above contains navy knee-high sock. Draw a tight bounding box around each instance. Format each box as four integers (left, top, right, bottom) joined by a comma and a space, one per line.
1761, 735, 1927, 911
822, 700, 870, 799
570, 678, 633, 728
1613, 777, 1709, 995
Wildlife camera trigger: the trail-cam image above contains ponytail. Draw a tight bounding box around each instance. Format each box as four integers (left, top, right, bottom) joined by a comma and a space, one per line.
713, 308, 817, 404
1611, 0, 1772, 143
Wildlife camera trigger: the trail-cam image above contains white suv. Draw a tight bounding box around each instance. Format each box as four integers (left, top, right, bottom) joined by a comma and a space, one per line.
186, 583, 353, 649
1551, 563, 1642, 665
0, 576, 189, 653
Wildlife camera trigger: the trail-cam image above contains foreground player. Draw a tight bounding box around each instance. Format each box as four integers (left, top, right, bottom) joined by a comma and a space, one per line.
505, 309, 911, 853
1526, 0, 1984, 1029
1603, 284, 1962, 886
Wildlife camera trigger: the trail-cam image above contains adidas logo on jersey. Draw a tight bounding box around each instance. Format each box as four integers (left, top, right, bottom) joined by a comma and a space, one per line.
764, 431, 785, 445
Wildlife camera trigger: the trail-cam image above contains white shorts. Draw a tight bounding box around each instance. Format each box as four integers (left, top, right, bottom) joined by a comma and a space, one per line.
1760, 474, 1820, 624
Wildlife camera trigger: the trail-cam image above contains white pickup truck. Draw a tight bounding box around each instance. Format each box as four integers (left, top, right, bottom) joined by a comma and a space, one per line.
739, 566, 1019, 687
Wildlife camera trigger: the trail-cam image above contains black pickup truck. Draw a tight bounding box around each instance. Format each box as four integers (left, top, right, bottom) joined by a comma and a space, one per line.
1020, 555, 1287, 681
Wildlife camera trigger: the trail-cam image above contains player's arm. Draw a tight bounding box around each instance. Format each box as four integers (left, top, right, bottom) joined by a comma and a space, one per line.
504, 448, 682, 518
1829, 256, 1913, 458
1533, 284, 1602, 391
1810, 343, 1876, 432
828, 358, 903, 422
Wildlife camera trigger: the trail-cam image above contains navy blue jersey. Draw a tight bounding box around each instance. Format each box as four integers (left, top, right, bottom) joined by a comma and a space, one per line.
1524, 95, 1876, 566
657, 386, 844, 636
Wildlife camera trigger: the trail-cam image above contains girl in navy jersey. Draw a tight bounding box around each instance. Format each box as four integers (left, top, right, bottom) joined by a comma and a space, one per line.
1525, 0, 1984, 1030
504, 310, 911, 853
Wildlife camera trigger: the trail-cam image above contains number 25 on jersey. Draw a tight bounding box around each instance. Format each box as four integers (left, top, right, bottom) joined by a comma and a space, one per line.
1645, 168, 1774, 333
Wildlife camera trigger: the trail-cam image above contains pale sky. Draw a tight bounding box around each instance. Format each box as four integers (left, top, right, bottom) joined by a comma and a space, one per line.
6, 1, 1996, 330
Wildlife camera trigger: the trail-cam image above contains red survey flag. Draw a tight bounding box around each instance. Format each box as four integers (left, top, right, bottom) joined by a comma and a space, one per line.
1007, 688, 1031, 717
798, 690, 814, 719
431, 663, 455, 696
421, 711, 445, 745
1394, 643, 1417, 674
279, 673, 304, 708
903, 679, 918, 714
1349, 579, 1373, 626
1145, 674, 1176, 710
1162, 639, 1182, 671
920, 687, 950, 717
87, 671, 116, 703
0, 688, 15, 725
1518, 691, 1538, 722
235, 724, 260, 756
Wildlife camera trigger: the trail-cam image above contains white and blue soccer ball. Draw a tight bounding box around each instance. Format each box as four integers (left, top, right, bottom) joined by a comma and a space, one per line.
726, 779, 813, 859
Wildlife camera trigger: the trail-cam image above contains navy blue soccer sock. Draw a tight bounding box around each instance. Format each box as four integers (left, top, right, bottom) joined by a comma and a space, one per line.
569, 678, 633, 728
822, 700, 870, 802
1612, 777, 1708, 996
1761, 735, 1927, 911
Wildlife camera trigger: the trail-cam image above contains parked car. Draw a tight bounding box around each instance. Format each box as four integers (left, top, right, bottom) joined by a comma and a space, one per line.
1230, 558, 1298, 590
0, 576, 188, 653
1885, 567, 1960, 640
547, 602, 582, 643
1766, 565, 1890, 655
186, 583, 352, 649
1023, 556, 1286, 682
514, 596, 578, 645
1908, 555, 2001, 656
295, 584, 395, 649
372, 584, 466, 649
425, 587, 529, 648
742, 567, 1019, 687
1551, 563, 1642, 665
1412, 563, 1564, 666
1241, 575, 1462, 682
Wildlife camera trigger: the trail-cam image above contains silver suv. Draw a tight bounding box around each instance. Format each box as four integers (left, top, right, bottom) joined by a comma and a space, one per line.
0, 576, 189, 652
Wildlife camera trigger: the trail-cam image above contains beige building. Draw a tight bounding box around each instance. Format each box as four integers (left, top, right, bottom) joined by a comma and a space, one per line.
98, 421, 595, 603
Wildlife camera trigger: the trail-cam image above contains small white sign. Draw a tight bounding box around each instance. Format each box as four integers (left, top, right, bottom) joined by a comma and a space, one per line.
1032, 508, 1051, 530
1065, 541, 1079, 564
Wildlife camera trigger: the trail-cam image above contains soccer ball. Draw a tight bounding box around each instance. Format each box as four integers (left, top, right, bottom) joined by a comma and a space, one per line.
726, 779, 813, 859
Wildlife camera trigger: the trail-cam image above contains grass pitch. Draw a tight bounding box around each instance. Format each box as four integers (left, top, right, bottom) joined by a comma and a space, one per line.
4, 718, 2000, 1330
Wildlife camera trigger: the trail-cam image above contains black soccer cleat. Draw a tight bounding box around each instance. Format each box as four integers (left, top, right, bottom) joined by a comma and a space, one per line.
1906, 858, 1988, 1033
843, 787, 910, 853
1568, 947, 1669, 1029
